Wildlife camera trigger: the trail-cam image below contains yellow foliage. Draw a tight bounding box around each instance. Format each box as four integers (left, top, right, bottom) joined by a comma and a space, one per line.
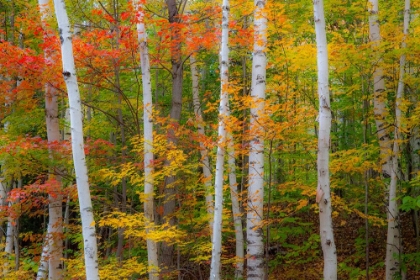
353, 209, 386, 227
295, 199, 308, 211
99, 211, 184, 244
99, 257, 148, 280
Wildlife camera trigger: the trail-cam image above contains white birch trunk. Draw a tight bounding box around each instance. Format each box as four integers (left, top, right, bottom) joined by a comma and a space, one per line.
4, 199, 14, 275
385, 1, 410, 278
38, 1, 63, 278
210, 0, 230, 278
2, 180, 14, 276
134, 1, 159, 278
0, 178, 6, 211
52, 0, 99, 279
368, 0, 392, 178
37, 241, 49, 280
313, 1, 337, 279
246, 1, 267, 279
227, 131, 244, 278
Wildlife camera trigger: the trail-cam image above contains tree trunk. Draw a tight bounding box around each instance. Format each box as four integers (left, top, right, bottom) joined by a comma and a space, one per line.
134, 1, 159, 278
385, 1, 410, 278
0, 179, 6, 243
313, 0, 337, 279
4, 188, 14, 276
38, 1, 64, 278
112, 19, 127, 264
53, 0, 99, 278
210, 0, 230, 278
161, 0, 184, 272
190, 46, 213, 228
185, 0, 213, 230
227, 131, 245, 278
246, 1, 267, 279
368, 0, 392, 178
14, 178, 21, 272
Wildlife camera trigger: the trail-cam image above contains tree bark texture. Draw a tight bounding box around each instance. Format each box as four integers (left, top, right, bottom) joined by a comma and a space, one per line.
368, 0, 392, 178
210, 0, 230, 278
38, 1, 64, 278
134, 1, 159, 278
53, 0, 99, 278
227, 131, 245, 278
313, 0, 337, 278
385, 1, 410, 279
246, 1, 267, 279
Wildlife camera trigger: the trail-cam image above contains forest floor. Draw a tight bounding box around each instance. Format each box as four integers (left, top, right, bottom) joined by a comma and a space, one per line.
271, 210, 420, 279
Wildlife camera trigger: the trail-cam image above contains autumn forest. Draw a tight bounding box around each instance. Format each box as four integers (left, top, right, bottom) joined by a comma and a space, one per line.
0, 0, 419, 279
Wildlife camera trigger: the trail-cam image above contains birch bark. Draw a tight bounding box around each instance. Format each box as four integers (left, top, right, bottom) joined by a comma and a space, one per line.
52, 0, 99, 278
134, 1, 159, 278
4, 183, 14, 276
368, 0, 392, 178
210, 0, 230, 278
385, 1, 410, 278
37, 1, 63, 278
4, 199, 14, 273
313, 0, 337, 278
246, 1, 267, 279
227, 131, 244, 278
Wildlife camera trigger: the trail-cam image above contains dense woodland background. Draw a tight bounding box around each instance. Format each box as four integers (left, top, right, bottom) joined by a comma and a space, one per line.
1, 0, 420, 279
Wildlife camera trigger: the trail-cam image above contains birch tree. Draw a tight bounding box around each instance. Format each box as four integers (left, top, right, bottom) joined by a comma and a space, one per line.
227, 132, 244, 278
3, 183, 14, 276
385, 1, 410, 278
134, 1, 159, 278
187, 3, 243, 275
37, 0, 63, 278
210, 0, 230, 278
52, 0, 99, 278
368, 0, 392, 178
313, 0, 337, 278
247, 0, 267, 278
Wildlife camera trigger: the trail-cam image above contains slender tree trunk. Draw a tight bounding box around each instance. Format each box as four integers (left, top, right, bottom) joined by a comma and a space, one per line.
246, 1, 267, 279
385, 1, 410, 279
4, 191, 14, 276
210, 0, 230, 278
368, 0, 392, 178
161, 0, 184, 272
313, 0, 337, 279
38, 1, 64, 278
53, 0, 99, 279
185, 0, 213, 229
227, 131, 244, 278
112, 17, 127, 263
190, 46, 213, 228
134, 1, 159, 278
411, 124, 420, 253
0, 179, 6, 241
14, 178, 21, 272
